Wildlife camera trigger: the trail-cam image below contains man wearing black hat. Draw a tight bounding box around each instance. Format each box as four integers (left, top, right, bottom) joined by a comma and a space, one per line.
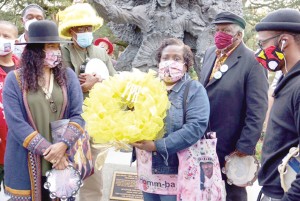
199, 11, 268, 201
255, 8, 300, 201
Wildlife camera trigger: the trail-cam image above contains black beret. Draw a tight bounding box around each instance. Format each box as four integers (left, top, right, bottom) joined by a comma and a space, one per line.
212, 11, 246, 29
255, 8, 300, 33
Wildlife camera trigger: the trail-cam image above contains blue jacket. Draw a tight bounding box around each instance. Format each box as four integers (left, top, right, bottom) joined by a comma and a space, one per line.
133, 75, 210, 174
3, 68, 85, 201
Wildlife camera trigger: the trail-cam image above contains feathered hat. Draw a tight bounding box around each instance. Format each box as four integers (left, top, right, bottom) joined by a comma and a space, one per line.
57, 3, 103, 39
200, 156, 213, 163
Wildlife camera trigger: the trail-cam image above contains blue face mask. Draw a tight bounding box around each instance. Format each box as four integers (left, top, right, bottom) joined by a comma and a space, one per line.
76, 32, 93, 48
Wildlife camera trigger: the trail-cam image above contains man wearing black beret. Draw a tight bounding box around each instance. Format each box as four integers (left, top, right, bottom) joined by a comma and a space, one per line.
199, 11, 268, 201
255, 8, 300, 201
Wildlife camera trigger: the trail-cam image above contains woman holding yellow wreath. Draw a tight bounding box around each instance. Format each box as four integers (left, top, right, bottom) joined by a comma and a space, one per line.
131, 38, 210, 201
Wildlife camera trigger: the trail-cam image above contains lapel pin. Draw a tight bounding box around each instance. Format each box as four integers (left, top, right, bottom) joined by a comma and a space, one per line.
213, 71, 222, 79
220, 64, 229, 73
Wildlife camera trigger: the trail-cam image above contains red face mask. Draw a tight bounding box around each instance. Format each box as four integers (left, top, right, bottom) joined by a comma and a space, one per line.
255, 45, 285, 72
214, 32, 234, 50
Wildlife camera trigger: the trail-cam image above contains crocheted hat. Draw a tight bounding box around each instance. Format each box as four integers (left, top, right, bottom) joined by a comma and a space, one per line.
255, 8, 300, 33
57, 3, 103, 39
94, 37, 114, 55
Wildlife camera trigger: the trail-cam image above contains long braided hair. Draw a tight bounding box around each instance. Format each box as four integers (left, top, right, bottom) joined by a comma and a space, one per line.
149, 0, 177, 19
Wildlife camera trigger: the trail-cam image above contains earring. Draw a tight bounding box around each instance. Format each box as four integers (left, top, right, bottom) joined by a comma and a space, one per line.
281, 40, 286, 51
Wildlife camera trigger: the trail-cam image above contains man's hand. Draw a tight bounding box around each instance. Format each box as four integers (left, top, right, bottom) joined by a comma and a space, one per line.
43, 142, 68, 165
131, 140, 157, 152
80, 73, 99, 92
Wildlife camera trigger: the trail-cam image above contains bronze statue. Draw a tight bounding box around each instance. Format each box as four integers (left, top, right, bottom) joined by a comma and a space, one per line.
91, 0, 243, 75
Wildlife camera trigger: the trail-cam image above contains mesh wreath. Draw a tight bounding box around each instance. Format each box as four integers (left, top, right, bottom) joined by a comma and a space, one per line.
82, 70, 170, 145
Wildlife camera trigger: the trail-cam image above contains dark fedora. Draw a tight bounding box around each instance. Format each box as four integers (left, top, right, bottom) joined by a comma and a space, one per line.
255, 8, 300, 33
212, 11, 246, 29
16, 20, 71, 45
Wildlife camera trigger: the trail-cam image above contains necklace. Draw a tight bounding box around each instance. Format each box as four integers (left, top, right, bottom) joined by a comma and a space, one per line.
74, 46, 87, 63
41, 72, 54, 100
41, 72, 57, 113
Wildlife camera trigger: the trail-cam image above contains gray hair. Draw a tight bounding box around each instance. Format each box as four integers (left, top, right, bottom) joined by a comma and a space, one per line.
231, 24, 244, 37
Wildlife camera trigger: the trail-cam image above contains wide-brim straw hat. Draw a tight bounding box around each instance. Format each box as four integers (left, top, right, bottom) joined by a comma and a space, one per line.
16, 20, 72, 45
57, 3, 103, 39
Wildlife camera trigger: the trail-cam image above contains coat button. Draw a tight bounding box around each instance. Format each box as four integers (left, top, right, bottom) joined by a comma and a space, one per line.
153, 151, 157, 155
154, 169, 157, 173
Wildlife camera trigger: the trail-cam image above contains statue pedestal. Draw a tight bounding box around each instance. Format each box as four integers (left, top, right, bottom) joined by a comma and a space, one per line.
75, 149, 138, 201
102, 150, 138, 201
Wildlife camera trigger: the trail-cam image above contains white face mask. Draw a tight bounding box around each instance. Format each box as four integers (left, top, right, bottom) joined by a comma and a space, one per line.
25, 18, 38, 31
0, 37, 15, 56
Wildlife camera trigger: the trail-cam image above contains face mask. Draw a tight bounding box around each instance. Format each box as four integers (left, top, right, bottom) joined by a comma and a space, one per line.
214, 31, 234, 50
255, 45, 285, 72
25, 18, 38, 31
76, 32, 93, 48
158, 60, 185, 83
0, 37, 15, 56
44, 50, 62, 68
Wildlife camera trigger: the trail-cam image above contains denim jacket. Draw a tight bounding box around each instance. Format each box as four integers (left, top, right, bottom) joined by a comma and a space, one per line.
133, 75, 210, 174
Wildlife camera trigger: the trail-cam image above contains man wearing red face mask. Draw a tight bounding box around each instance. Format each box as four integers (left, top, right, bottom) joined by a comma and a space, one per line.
199, 11, 268, 201
255, 8, 300, 201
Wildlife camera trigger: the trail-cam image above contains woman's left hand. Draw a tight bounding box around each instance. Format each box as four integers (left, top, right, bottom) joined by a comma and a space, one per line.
43, 142, 68, 165
52, 155, 69, 170
131, 140, 156, 152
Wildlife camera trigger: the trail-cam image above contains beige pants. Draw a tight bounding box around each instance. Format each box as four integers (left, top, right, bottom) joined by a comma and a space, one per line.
78, 145, 108, 201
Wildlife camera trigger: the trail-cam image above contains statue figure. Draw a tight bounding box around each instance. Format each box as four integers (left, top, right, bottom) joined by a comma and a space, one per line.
91, 0, 243, 75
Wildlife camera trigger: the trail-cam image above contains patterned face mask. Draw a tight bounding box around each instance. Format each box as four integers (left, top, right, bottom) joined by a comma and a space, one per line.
158, 60, 185, 83
214, 31, 234, 50
44, 50, 62, 68
255, 45, 285, 72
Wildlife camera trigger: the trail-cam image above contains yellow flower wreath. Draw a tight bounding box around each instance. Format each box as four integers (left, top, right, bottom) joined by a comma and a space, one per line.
82, 70, 170, 145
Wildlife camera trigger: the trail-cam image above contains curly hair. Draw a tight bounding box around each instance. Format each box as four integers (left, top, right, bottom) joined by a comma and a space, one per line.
20, 43, 66, 91
155, 38, 194, 70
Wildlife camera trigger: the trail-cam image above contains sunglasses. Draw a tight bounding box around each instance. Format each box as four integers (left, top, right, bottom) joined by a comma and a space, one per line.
72, 26, 93, 33
49, 98, 58, 113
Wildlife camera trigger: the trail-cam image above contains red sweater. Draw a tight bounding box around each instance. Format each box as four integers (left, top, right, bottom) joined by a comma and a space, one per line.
0, 54, 19, 164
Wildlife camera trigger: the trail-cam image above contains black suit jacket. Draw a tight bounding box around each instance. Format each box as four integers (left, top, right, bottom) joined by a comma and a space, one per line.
199, 42, 268, 170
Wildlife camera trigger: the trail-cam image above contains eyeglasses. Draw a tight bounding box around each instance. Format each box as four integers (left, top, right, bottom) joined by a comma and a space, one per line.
257, 34, 281, 49
72, 26, 93, 33
43, 92, 58, 113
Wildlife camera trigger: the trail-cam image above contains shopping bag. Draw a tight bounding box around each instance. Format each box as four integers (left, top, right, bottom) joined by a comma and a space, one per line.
136, 148, 178, 195
51, 119, 93, 180
177, 138, 226, 201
